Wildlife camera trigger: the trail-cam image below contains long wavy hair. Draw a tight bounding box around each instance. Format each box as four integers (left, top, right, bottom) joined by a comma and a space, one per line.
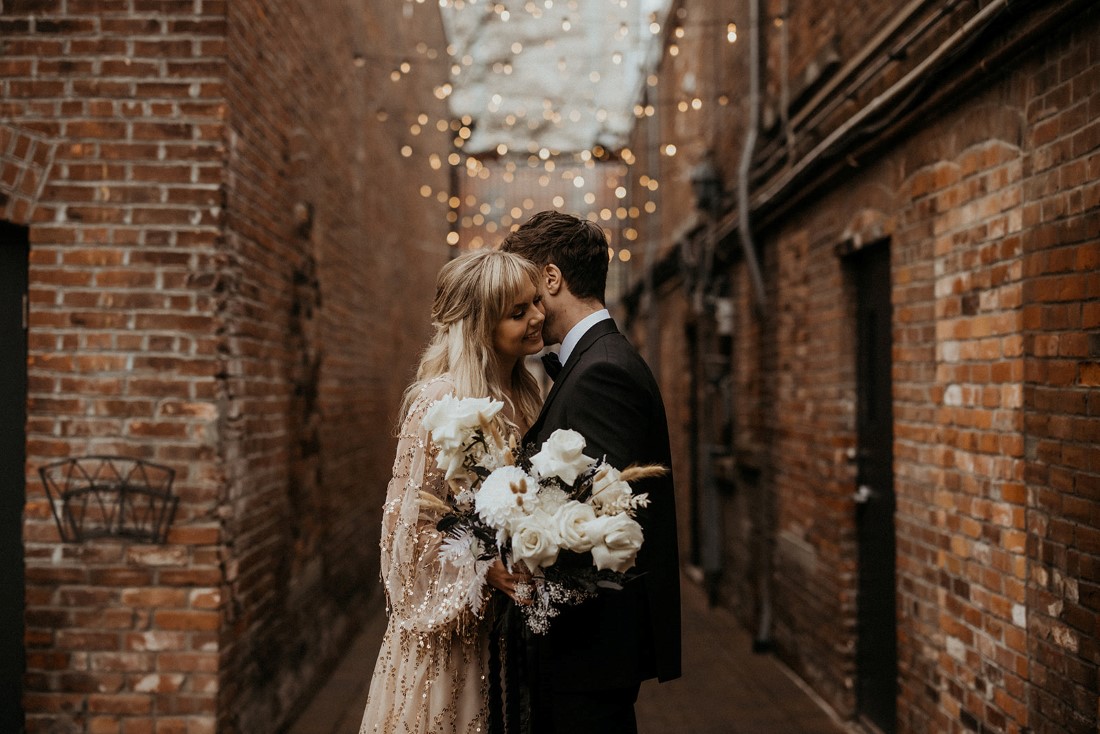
400, 248, 543, 432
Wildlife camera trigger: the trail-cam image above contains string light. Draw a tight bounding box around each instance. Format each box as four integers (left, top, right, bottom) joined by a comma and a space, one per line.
385, 2, 727, 251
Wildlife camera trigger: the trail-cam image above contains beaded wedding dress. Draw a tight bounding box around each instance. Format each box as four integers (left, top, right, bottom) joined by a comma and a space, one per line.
359, 377, 498, 734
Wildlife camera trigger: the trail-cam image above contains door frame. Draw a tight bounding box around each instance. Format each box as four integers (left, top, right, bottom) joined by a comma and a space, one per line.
845, 239, 897, 733
1, 220, 29, 732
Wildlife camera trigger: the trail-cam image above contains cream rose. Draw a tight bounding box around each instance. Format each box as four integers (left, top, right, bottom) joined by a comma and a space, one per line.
556, 500, 598, 553
423, 395, 504, 480
585, 514, 644, 573
511, 511, 561, 569
530, 429, 595, 485
423, 395, 503, 450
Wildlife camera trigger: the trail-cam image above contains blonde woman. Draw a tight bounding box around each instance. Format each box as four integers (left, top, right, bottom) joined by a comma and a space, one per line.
360, 249, 544, 734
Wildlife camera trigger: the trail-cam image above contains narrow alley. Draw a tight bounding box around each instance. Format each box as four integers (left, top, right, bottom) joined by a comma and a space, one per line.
288, 575, 847, 734
3, 1, 1097, 733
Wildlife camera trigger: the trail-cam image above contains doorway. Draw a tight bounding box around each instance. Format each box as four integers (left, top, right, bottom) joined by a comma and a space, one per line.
851, 242, 896, 733
1, 221, 28, 732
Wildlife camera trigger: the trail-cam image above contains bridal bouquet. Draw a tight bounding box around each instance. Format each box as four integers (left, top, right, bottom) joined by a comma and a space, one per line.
419, 395, 662, 633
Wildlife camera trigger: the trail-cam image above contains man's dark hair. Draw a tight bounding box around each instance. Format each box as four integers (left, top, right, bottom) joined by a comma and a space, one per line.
500, 210, 608, 303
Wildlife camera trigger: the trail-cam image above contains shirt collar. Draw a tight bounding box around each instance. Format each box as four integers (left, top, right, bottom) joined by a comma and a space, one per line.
559, 309, 611, 366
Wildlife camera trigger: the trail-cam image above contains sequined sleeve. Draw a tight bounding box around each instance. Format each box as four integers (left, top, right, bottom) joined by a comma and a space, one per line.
379, 378, 489, 635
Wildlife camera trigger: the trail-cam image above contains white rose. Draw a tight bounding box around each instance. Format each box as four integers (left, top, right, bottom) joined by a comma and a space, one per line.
587, 465, 632, 514
584, 514, 644, 573
530, 429, 595, 485
475, 466, 536, 533
424, 395, 503, 450
423, 396, 466, 450
511, 511, 561, 569
556, 500, 598, 552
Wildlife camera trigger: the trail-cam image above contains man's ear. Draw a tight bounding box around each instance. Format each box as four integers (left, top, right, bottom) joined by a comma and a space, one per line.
544, 264, 563, 296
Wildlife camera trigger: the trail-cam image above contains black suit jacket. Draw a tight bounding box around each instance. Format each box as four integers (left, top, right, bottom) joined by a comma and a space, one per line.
526, 318, 681, 690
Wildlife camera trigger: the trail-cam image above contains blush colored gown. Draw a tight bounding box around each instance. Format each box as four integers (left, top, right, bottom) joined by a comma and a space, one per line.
359, 377, 498, 734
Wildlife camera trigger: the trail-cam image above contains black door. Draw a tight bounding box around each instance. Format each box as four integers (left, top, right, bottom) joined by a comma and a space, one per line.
1, 221, 28, 732
852, 243, 896, 733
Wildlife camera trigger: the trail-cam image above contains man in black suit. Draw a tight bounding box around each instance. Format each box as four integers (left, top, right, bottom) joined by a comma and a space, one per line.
502, 211, 681, 734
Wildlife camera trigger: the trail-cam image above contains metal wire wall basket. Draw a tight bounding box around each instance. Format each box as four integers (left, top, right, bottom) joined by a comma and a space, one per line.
38, 456, 179, 544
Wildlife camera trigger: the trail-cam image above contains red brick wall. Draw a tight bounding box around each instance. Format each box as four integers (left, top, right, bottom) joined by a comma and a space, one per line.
6, 3, 231, 731
1020, 14, 1099, 732
624, 2, 1098, 733
4, 0, 451, 731
763, 215, 859, 712
892, 113, 1030, 734
219, 1, 450, 730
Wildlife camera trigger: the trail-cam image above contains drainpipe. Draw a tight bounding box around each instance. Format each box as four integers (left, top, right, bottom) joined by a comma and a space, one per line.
737, 0, 767, 315
740, 0, 773, 651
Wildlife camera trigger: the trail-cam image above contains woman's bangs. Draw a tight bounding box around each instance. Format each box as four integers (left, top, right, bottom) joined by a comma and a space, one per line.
490, 256, 535, 319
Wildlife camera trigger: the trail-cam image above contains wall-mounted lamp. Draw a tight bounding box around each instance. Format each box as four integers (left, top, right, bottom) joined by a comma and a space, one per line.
690, 153, 723, 214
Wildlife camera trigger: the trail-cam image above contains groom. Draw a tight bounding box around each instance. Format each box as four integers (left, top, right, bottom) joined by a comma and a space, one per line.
502, 211, 681, 734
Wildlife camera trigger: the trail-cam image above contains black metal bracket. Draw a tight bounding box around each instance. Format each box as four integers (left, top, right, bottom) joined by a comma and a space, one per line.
38, 456, 178, 544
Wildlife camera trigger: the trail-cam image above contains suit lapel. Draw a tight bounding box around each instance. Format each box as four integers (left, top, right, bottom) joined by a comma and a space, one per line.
527, 318, 619, 443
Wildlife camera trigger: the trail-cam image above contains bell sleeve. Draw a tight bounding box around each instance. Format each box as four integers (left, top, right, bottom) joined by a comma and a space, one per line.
377, 379, 492, 636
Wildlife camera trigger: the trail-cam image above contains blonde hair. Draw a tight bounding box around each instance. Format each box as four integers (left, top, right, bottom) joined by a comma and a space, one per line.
400, 249, 543, 431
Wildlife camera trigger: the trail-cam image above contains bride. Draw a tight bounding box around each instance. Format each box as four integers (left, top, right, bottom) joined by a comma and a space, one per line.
359, 249, 545, 733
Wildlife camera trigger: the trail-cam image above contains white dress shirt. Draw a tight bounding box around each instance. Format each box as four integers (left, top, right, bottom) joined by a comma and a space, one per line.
558, 309, 612, 367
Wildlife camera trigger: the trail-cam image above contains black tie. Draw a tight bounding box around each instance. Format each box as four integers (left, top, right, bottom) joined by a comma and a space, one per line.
541, 352, 562, 380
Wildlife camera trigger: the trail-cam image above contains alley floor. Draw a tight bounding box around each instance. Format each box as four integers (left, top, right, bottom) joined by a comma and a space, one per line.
287, 575, 848, 734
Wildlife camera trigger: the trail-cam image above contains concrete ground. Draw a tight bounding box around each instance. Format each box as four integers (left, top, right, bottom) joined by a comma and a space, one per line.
287, 576, 848, 734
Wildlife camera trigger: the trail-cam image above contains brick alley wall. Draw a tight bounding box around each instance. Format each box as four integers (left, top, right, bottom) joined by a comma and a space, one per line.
1018, 18, 1099, 732
5, 3, 231, 731
622, 1, 1099, 733
220, 1, 450, 731
889, 108, 1031, 732
3, 0, 451, 731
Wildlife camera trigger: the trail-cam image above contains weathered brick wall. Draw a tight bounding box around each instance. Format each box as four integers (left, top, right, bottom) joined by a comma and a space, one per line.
4, 0, 450, 731
739, 11, 1098, 731
5, 3, 231, 731
220, 1, 450, 730
763, 214, 859, 713
1019, 15, 1099, 733
891, 108, 1030, 734
720, 262, 771, 626
624, 1, 1097, 733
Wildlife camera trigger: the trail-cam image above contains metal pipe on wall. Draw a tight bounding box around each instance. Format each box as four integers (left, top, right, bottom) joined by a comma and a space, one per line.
751, 0, 1012, 215
736, 0, 767, 314
739, 0, 773, 650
